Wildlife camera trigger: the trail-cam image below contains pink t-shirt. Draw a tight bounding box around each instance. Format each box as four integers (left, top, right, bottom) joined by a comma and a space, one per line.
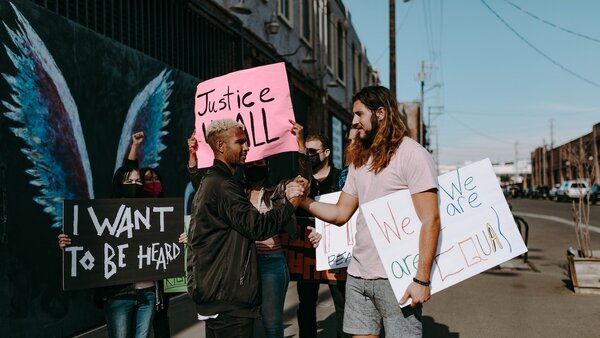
342, 137, 438, 279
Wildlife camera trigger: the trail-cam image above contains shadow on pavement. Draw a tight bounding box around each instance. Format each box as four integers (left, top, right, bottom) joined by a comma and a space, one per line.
423, 315, 459, 337
562, 278, 574, 292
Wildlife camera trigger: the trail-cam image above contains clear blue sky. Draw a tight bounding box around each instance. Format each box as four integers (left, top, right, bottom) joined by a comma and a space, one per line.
343, 0, 600, 165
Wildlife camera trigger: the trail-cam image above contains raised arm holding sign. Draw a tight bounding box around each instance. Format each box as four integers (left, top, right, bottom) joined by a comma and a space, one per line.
193, 62, 298, 168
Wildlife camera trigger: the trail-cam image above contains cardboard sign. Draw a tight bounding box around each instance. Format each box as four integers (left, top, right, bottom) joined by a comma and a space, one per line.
361, 159, 527, 305
314, 192, 358, 271
194, 62, 298, 168
163, 215, 190, 293
62, 198, 185, 290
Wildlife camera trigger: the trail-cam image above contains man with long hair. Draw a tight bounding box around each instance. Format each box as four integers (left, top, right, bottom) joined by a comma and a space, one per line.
300, 86, 440, 337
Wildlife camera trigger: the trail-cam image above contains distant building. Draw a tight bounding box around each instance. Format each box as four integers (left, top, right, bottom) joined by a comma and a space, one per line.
439, 161, 532, 186
531, 122, 600, 187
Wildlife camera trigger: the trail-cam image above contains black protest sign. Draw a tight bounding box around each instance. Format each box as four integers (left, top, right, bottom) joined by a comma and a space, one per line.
62, 198, 184, 290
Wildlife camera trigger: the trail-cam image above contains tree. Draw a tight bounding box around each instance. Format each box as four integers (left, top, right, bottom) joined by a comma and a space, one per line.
565, 138, 596, 258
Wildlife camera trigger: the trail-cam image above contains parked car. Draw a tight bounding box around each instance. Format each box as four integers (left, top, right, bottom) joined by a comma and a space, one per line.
548, 183, 561, 200
556, 180, 590, 202
524, 187, 534, 199
590, 184, 599, 205
506, 185, 522, 199
533, 185, 550, 199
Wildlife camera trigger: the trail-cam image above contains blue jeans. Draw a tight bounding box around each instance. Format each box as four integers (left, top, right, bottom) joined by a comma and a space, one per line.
105, 287, 156, 338
258, 252, 290, 338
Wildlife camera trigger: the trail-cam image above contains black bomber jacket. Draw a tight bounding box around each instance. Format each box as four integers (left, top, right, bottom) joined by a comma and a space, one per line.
187, 159, 297, 317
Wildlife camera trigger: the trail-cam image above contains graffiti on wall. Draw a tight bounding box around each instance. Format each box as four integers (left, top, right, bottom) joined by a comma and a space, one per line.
1, 2, 173, 229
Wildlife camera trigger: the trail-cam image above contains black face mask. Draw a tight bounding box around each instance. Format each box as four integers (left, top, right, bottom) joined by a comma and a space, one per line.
245, 166, 268, 183
308, 153, 324, 167
121, 184, 144, 198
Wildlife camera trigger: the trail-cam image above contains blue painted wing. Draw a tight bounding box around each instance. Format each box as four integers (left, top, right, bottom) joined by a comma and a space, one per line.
1, 3, 94, 228
114, 69, 173, 171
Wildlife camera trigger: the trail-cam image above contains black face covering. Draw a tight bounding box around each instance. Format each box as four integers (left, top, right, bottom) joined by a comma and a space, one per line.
245, 166, 268, 183
308, 153, 323, 167
121, 184, 144, 198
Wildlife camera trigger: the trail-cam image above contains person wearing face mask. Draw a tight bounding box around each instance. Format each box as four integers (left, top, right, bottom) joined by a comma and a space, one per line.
294, 133, 349, 338
139, 167, 187, 338
245, 120, 314, 338
141, 168, 164, 198
58, 166, 157, 338
58, 132, 186, 338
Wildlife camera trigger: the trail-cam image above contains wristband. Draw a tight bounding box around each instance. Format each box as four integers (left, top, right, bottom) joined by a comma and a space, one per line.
412, 277, 430, 287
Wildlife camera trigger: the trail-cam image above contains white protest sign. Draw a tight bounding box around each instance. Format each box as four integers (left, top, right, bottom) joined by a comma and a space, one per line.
361, 159, 527, 305
314, 192, 358, 271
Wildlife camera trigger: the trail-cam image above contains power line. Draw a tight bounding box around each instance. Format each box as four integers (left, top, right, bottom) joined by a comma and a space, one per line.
445, 113, 513, 145
503, 0, 600, 44
372, 0, 415, 66
480, 0, 600, 88
422, 0, 435, 63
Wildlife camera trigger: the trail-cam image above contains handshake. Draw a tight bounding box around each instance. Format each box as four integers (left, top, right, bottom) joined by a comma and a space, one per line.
284, 176, 310, 208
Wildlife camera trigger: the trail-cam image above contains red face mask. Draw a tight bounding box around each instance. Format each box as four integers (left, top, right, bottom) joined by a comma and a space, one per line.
143, 181, 162, 197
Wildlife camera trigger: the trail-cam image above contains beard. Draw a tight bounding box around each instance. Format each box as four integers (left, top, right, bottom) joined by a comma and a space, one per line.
359, 115, 379, 147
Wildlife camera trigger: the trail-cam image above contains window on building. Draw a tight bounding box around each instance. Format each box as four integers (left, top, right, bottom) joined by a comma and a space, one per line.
278, 0, 293, 26
326, 6, 335, 71
301, 0, 313, 44
353, 46, 362, 93
336, 20, 346, 83
331, 115, 343, 169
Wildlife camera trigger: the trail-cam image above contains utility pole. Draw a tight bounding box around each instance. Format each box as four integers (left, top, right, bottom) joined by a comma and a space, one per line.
514, 141, 519, 184
415, 61, 429, 145
542, 138, 547, 186
550, 119, 554, 149
389, 0, 396, 98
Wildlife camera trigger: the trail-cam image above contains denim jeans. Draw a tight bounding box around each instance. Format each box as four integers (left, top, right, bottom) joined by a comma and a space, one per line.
105, 287, 156, 338
258, 252, 290, 338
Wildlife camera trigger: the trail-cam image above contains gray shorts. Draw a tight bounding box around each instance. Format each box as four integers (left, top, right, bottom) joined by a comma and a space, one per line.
343, 275, 422, 337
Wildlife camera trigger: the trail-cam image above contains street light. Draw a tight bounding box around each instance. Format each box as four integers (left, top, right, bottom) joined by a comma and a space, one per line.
230, 0, 252, 15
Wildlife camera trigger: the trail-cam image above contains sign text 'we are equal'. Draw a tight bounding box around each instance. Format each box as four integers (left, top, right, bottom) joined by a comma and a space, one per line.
361, 159, 527, 305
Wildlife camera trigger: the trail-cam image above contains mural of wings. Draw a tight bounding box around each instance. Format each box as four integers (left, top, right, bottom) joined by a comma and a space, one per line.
114, 68, 173, 171
1, 2, 173, 228
1, 3, 93, 228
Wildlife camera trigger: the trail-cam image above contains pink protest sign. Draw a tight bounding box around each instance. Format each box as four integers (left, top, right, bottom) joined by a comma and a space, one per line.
193, 62, 298, 168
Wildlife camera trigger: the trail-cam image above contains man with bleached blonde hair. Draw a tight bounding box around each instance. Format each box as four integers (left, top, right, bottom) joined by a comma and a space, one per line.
187, 119, 308, 337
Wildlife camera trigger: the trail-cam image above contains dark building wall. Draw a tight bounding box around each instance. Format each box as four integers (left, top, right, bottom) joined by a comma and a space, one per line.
0, 1, 212, 336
